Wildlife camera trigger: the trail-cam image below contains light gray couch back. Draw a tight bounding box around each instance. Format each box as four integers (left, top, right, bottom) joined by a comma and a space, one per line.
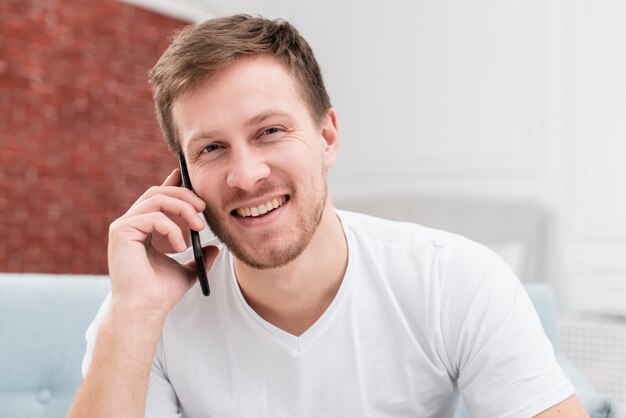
0, 274, 110, 418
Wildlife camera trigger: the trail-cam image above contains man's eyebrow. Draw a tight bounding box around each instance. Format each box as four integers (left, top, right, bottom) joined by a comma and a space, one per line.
186, 130, 221, 154
244, 110, 293, 128
185, 111, 294, 153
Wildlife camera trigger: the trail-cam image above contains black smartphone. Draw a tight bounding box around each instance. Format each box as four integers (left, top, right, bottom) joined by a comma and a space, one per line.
177, 152, 210, 296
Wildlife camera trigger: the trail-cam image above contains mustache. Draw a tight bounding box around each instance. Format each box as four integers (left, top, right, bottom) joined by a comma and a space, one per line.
222, 181, 292, 209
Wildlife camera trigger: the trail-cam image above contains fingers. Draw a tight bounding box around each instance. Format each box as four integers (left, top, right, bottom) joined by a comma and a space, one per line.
116, 169, 209, 255
129, 194, 206, 232
162, 168, 182, 187
110, 212, 189, 253
129, 170, 205, 214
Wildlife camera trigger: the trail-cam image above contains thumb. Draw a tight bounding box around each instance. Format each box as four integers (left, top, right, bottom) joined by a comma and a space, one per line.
202, 245, 220, 271
184, 245, 220, 274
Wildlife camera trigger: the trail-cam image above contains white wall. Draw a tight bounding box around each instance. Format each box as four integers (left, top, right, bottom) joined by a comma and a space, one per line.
567, 0, 626, 315
126, 0, 626, 316
286, 0, 626, 317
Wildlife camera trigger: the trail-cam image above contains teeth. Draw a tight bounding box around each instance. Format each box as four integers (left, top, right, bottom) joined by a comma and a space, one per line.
235, 197, 285, 218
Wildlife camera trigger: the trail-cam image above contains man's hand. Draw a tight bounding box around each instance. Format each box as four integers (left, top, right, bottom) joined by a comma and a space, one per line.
108, 168, 218, 315
67, 170, 219, 418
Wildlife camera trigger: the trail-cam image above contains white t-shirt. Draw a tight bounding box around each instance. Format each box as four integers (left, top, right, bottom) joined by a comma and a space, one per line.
83, 210, 574, 417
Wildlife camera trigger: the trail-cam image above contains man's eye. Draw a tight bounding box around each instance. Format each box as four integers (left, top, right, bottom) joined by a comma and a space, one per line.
202, 144, 220, 153
262, 127, 280, 136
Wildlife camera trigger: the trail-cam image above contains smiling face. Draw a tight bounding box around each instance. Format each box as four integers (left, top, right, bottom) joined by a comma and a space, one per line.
172, 55, 339, 269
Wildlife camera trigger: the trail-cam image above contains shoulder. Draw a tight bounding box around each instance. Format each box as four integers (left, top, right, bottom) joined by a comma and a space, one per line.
336, 208, 463, 249
336, 209, 499, 278
336, 208, 515, 320
336, 209, 523, 324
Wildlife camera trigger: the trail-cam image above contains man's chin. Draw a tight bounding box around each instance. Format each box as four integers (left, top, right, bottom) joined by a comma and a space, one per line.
228, 241, 307, 270
206, 216, 303, 270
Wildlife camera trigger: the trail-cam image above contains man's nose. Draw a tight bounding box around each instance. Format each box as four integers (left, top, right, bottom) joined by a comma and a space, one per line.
226, 145, 271, 190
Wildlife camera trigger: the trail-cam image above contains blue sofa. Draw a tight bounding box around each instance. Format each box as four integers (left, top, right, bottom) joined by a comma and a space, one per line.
0, 274, 110, 418
0, 273, 621, 418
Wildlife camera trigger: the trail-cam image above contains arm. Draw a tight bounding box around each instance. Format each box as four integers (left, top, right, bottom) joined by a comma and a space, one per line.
67, 169, 217, 418
67, 304, 167, 417
534, 395, 589, 417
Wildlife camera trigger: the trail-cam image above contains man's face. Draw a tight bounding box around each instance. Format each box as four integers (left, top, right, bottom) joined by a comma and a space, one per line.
172, 55, 339, 269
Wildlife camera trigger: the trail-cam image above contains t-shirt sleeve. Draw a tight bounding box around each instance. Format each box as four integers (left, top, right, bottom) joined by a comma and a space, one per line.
440, 241, 575, 418
81, 291, 112, 378
81, 292, 182, 418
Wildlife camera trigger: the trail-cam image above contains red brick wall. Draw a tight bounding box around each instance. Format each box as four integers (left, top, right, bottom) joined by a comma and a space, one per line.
0, 0, 186, 274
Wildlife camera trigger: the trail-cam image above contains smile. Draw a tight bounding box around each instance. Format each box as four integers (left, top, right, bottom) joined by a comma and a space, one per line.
234, 196, 286, 218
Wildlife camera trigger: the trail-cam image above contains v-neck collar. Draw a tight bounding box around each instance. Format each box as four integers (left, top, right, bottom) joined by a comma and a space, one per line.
227, 212, 354, 354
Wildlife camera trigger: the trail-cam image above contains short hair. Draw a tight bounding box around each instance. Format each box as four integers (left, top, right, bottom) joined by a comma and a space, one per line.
148, 14, 332, 153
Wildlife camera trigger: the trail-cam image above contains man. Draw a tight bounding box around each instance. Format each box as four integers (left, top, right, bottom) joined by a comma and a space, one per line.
68, 14, 588, 418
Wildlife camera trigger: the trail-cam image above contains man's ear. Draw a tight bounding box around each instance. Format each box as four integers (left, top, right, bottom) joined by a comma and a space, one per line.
320, 107, 339, 168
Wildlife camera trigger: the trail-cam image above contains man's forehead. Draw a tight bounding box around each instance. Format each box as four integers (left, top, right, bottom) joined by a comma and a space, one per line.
173, 56, 301, 112
184, 55, 297, 95
171, 55, 313, 147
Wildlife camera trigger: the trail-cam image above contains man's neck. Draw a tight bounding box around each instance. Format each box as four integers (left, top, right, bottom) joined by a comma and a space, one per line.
233, 202, 348, 336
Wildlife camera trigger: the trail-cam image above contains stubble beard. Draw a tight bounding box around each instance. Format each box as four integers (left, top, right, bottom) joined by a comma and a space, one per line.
204, 170, 328, 270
